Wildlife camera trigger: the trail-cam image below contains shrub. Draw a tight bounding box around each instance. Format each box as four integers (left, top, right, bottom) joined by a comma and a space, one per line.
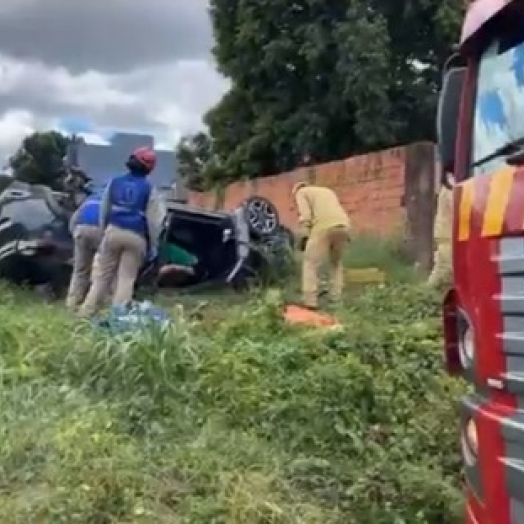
0, 281, 465, 522
344, 234, 421, 283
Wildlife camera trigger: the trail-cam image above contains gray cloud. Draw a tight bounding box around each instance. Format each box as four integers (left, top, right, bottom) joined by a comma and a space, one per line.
0, 1, 229, 162
0, 57, 227, 130
0, 52, 229, 157
0, 0, 213, 73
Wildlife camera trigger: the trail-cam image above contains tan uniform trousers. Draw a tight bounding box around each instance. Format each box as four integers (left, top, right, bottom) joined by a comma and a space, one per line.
65, 224, 102, 310
92, 252, 117, 304
78, 225, 146, 317
302, 225, 350, 308
427, 241, 452, 288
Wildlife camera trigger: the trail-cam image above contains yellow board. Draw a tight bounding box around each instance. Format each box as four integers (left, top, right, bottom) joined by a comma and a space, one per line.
345, 267, 386, 284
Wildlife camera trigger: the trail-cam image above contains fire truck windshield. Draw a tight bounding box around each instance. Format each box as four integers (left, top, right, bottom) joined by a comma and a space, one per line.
472, 35, 524, 176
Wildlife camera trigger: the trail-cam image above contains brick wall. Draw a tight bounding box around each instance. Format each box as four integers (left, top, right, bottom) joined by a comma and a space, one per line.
188, 142, 436, 239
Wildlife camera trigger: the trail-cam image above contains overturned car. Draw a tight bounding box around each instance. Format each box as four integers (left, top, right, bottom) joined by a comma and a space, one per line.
0, 176, 293, 297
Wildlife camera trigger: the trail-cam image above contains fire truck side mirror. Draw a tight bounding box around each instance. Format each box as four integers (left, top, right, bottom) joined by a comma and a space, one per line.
437, 65, 466, 175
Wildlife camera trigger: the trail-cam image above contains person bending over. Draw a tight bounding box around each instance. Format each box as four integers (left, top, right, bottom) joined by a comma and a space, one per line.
78, 147, 165, 316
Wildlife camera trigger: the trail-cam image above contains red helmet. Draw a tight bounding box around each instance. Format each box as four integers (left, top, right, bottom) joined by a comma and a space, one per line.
129, 147, 157, 173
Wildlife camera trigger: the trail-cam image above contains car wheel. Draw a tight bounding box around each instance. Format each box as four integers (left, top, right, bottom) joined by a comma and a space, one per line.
243, 196, 279, 236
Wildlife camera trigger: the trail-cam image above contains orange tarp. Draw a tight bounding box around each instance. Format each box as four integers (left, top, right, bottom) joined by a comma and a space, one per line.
283, 305, 340, 327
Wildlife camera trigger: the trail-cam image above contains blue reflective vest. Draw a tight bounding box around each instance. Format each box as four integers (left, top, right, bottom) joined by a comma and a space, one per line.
76, 194, 102, 227
107, 172, 151, 237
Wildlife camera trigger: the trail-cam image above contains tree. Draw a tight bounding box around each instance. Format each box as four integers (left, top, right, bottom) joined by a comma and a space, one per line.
205, 0, 464, 181
372, 0, 464, 143
175, 132, 227, 191
9, 131, 69, 189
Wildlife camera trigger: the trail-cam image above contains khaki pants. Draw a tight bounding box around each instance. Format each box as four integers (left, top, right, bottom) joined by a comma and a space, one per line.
302, 225, 350, 308
65, 224, 102, 310
427, 241, 452, 287
92, 252, 117, 304
79, 225, 146, 317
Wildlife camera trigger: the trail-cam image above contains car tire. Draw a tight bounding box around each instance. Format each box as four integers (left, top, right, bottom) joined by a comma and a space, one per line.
242, 196, 279, 236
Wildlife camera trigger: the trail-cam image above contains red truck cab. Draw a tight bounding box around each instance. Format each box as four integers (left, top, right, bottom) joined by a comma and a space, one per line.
437, 1, 524, 522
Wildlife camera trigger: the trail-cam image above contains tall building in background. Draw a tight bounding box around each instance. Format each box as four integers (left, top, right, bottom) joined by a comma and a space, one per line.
67, 132, 185, 198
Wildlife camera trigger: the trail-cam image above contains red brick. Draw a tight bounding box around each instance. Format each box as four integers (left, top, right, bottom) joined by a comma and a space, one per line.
186, 143, 433, 236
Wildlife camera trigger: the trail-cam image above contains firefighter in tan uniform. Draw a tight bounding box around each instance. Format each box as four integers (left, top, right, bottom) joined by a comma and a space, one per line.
78, 147, 165, 317
427, 176, 453, 287
292, 182, 351, 309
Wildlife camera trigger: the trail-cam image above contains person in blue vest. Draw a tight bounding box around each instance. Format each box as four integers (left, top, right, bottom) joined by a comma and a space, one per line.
78, 147, 165, 317
65, 184, 106, 311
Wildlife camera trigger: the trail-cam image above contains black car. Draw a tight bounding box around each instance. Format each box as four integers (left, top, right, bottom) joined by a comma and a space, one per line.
0, 178, 293, 297
156, 199, 293, 290
0, 179, 74, 294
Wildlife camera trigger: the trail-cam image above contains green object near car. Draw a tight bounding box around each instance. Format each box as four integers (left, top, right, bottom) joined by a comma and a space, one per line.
159, 242, 197, 268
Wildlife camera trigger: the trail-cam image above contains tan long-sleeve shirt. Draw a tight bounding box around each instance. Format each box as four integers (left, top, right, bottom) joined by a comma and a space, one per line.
295, 185, 350, 237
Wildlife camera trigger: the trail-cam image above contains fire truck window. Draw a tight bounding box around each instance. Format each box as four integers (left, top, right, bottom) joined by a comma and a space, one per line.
471, 34, 524, 177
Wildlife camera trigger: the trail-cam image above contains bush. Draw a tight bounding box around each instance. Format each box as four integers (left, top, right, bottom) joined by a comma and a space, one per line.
0, 281, 465, 522
344, 235, 421, 283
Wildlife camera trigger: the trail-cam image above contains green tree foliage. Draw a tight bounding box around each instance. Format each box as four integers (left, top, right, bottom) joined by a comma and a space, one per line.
176, 132, 212, 191
9, 131, 69, 189
197, 0, 464, 183
175, 131, 229, 191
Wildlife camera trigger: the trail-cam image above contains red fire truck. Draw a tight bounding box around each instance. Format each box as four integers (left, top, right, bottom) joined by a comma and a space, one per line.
437, 1, 524, 522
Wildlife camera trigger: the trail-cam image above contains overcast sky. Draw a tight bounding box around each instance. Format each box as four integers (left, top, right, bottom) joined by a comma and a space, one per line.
0, 0, 229, 163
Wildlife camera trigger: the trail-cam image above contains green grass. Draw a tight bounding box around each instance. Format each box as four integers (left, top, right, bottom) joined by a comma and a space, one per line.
344, 235, 421, 283
0, 237, 464, 522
